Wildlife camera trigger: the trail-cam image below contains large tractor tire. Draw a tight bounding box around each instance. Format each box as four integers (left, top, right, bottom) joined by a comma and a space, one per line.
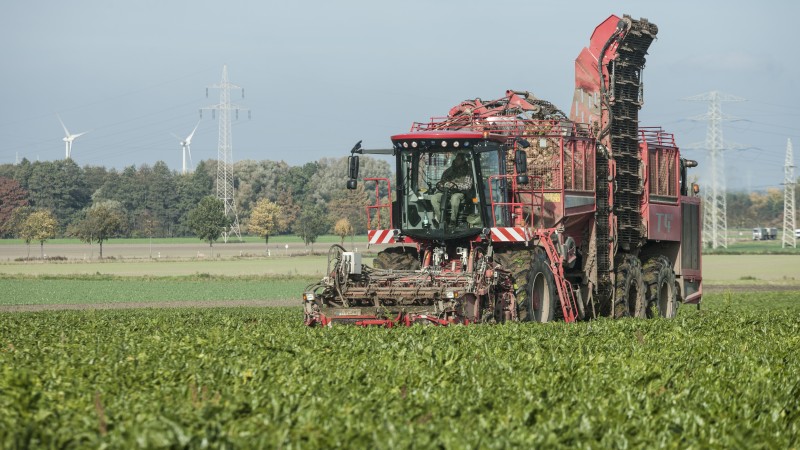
494, 248, 556, 322
373, 246, 420, 270
642, 255, 678, 318
613, 254, 646, 318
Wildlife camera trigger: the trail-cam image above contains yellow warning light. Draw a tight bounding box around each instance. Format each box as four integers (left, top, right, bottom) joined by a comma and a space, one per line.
472, 197, 478, 203
483, 131, 489, 139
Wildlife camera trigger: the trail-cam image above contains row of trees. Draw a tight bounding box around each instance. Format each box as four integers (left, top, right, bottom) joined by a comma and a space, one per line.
5, 201, 125, 258
725, 188, 797, 229
0, 156, 392, 252
4, 155, 794, 253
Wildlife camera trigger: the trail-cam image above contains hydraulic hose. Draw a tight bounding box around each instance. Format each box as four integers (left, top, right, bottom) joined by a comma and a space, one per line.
596, 19, 629, 142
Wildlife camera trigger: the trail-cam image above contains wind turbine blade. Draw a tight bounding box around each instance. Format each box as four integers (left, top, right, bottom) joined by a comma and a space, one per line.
186, 120, 201, 143
187, 146, 193, 170
57, 114, 70, 136
171, 132, 182, 141
73, 131, 88, 139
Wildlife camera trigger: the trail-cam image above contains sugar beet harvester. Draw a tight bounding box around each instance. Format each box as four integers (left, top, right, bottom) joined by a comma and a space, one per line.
303, 14, 702, 327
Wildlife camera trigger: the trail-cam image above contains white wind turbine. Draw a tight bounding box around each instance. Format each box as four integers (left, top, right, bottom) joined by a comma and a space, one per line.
57, 114, 88, 159
173, 121, 200, 174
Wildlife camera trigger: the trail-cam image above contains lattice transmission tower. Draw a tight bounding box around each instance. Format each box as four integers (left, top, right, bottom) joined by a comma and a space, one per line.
783, 138, 796, 249
202, 65, 249, 242
685, 91, 745, 249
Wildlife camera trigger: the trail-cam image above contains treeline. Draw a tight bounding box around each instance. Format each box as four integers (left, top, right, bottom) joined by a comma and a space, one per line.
2, 157, 796, 242
0, 156, 392, 240
726, 188, 799, 229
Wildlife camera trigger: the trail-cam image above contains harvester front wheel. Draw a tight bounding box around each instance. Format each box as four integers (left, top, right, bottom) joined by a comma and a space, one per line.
643, 255, 678, 318
494, 248, 555, 322
525, 252, 556, 322
613, 254, 646, 318
373, 246, 420, 270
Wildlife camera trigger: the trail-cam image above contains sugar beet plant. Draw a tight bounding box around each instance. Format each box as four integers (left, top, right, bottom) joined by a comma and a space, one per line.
1, 292, 798, 448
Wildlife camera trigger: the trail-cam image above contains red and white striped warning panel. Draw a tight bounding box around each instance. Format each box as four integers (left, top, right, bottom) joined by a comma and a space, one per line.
368, 229, 396, 244
490, 227, 529, 242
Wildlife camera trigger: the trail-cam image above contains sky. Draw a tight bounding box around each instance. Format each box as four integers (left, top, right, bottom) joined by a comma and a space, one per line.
1, 0, 798, 191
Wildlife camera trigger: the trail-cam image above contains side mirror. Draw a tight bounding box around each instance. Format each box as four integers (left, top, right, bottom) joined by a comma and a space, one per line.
347, 155, 359, 189
515, 149, 529, 185
348, 155, 359, 179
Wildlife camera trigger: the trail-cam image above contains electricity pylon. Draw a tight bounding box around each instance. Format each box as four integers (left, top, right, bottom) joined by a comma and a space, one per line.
684, 91, 745, 249
202, 65, 249, 243
783, 138, 796, 249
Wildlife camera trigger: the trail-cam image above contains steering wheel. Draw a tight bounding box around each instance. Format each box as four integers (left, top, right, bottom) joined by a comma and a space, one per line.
437, 180, 458, 190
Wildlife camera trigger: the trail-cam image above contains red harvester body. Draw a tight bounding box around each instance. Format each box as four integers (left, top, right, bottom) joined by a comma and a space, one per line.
303, 14, 702, 327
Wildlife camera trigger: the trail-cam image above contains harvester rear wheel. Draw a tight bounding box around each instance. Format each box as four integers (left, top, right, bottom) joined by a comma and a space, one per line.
613, 254, 646, 318
495, 248, 555, 322
373, 246, 420, 270
642, 255, 678, 318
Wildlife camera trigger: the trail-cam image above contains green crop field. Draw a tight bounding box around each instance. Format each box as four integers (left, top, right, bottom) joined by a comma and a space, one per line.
0, 274, 317, 306
1, 292, 799, 448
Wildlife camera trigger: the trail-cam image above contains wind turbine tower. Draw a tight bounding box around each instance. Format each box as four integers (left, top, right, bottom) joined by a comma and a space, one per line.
173, 121, 200, 174
57, 114, 88, 159
202, 65, 249, 242
783, 138, 796, 249
684, 91, 745, 249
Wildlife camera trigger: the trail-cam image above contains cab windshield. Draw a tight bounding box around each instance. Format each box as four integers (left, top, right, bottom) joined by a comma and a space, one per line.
398, 141, 507, 238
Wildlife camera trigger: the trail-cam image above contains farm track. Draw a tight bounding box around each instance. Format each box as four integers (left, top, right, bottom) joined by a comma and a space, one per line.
1, 284, 797, 312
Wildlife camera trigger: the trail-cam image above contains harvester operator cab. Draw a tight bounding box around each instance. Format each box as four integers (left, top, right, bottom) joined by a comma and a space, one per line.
393, 134, 511, 240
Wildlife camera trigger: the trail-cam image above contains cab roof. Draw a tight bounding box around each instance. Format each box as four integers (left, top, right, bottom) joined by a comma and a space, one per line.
391, 131, 502, 142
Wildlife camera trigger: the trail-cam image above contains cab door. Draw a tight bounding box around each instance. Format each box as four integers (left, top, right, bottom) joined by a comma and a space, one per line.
475, 143, 509, 227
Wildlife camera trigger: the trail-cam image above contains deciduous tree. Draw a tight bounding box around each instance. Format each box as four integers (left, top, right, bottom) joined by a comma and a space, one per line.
333, 217, 354, 245
5, 206, 33, 242
71, 202, 126, 259
328, 184, 369, 234
18, 209, 57, 258
295, 206, 329, 250
0, 177, 29, 237
275, 190, 300, 234
188, 196, 230, 248
248, 198, 282, 246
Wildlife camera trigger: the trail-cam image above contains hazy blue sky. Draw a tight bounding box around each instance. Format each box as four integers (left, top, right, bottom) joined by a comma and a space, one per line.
1, 0, 797, 191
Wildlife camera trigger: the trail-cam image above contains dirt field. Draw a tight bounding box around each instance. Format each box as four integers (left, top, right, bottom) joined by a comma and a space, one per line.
2, 243, 798, 313
0, 240, 371, 261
